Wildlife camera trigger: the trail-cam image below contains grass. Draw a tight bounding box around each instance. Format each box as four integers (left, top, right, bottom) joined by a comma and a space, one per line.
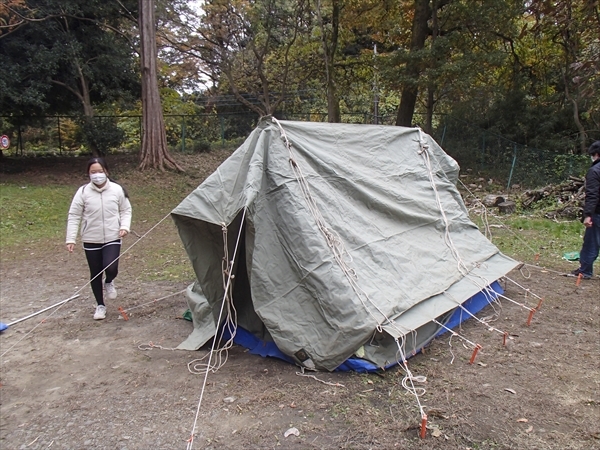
0, 149, 235, 279
0, 172, 201, 281
135, 238, 196, 282
0, 183, 74, 247
470, 212, 583, 267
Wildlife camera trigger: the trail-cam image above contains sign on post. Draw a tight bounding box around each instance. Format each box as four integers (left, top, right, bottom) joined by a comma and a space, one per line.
0, 135, 10, 149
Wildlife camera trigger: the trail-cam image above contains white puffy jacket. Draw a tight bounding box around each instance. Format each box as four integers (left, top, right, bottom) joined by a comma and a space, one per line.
66, 180, 132, 244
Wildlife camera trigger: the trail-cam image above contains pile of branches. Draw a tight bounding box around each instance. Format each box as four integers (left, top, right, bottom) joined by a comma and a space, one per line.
519, 176, 585, 220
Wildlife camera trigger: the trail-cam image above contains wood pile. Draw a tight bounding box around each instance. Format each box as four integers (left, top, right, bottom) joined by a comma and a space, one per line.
520, 176, 585, 219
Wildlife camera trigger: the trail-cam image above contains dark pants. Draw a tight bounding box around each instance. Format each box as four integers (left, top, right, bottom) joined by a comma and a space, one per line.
83, 240, 121, 306
579, 213, 600, 277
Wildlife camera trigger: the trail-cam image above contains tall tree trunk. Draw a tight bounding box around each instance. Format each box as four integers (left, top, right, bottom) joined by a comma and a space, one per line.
77, 64, 102, 156
395, 0, 430, 127
424, 0, 438, 134
318, 0, 341, 123
564, 74, 587, 153
54, 61, 100, 155
138, 0, 183, 171
327, 80, 341, 123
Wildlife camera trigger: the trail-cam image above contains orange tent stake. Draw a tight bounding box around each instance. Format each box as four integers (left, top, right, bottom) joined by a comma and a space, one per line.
526, 309, 535, 326
118, 307, 129, 321
420, 414, 428, 439
536, 298, 544, 310
469, 344, 482, 364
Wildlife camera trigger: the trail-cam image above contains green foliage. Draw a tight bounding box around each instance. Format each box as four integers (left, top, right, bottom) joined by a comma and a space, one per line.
79, 117, 126, 156
0, 0, 139, 117
434, 115, 591, 187
192, 140, 212, 153
2, 0, 599, 171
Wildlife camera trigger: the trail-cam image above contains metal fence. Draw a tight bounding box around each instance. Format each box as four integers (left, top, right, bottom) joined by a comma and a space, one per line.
430, 116, 591, 189
0, 111, 592, 188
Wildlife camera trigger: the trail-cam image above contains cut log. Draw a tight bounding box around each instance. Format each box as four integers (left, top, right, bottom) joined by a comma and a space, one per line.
497, 201, 516, 214
483, 194, 506, 207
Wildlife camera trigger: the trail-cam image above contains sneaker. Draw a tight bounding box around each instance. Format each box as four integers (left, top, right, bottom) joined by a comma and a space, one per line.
104, 281, 117, 300
94, 305, 107, 320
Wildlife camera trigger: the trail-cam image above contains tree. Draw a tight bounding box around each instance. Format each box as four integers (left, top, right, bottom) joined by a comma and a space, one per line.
395, 0, 430, 127
316, 0, 341, 123
179, 0, 312, 117
526, 0, 600, 153
0, 0, 139, 155
1, 0, 138, 115
138, 0, 183, 171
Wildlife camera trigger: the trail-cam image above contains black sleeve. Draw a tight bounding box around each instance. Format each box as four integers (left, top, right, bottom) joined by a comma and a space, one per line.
583, 164, 600, 217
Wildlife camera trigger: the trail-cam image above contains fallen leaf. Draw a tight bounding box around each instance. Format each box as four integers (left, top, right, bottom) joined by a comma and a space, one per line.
284, 427, 300, 438
431, 428, 442, 438
517, 418, 528, 423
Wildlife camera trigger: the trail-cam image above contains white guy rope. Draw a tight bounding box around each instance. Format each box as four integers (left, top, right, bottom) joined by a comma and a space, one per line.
431, 319, 478, 349
296, 367, 346, 387
0, 295, 81, 359
0, 211, 174, 360
186, 208, 246, 450
457, 178, 540, 257
7, 294, 80, 327
122, 289, 187, 314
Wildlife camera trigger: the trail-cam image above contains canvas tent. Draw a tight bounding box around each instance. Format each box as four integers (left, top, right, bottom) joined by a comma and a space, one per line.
171, 118, 518, 372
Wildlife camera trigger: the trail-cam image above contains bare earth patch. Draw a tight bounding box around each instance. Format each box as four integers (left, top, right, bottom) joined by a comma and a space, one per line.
1, 154, 599, 450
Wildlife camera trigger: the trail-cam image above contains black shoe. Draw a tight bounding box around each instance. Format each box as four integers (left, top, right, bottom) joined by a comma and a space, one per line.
567, 269, 591, 279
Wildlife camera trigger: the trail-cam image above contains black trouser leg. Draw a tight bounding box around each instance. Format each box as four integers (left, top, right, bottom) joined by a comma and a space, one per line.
102, 241, 121, 284
83, 240, 121, 306
84, 244, 105, 306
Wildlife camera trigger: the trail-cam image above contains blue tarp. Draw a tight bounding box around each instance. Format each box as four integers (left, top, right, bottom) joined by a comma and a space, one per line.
223, 281, 504, 373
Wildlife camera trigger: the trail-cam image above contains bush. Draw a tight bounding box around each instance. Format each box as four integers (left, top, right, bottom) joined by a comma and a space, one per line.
193, 140, 212, 153
79, 117, 125, 156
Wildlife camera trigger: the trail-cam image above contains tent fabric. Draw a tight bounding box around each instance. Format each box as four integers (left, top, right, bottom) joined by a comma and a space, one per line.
195, 279, 505, 373
172, 118, 518, 371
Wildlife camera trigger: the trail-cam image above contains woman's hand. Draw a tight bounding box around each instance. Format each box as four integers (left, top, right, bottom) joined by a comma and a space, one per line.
119, 229, 128, 238
66, 243, 75, 253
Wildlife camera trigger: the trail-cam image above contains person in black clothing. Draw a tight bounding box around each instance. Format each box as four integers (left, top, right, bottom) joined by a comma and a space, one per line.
570, 141, 600, 279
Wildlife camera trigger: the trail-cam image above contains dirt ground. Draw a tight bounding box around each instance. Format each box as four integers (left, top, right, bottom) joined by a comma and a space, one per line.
1, 155, 599, 450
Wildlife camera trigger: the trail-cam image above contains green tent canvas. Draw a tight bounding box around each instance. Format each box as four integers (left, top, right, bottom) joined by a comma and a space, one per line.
171, 118, 518, 371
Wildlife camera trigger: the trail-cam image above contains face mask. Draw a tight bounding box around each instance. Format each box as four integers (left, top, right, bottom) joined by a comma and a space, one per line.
90, 173, 107, 185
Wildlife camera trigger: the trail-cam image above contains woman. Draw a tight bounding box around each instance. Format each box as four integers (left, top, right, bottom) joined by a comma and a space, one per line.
66, 157, 132, 320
